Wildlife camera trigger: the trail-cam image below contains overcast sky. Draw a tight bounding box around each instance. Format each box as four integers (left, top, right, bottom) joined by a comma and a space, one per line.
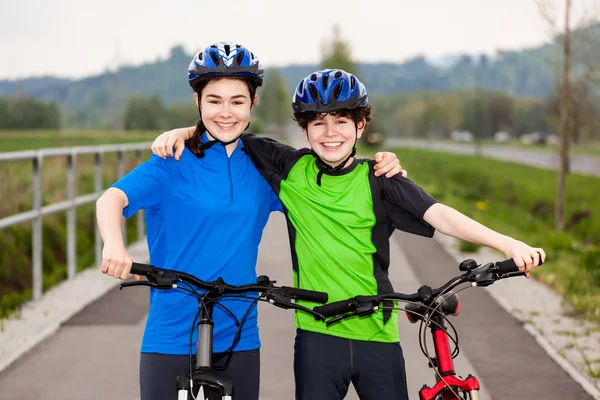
0, 0, 592, 80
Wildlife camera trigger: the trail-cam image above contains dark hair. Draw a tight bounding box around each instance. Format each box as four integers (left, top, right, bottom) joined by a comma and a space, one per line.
292, 105, 372, 131
186, 77, 259, 157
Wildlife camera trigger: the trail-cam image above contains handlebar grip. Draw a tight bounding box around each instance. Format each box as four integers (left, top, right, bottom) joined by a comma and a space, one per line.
496, 252, 544, 275
130, 262, 155, 276
283, 287, 328, 304
495, 259, 519, 274
313, 300, 354, 318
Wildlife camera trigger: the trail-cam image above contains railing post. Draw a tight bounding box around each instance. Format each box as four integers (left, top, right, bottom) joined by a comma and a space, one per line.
117, 150, 127, 246
136, 149, 144, 242
66, 151, 77, 279
32, 153, 43, 300
94, 151, 103, 269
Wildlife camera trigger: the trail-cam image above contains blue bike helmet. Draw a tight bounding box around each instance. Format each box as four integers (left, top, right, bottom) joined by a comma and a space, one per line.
188, 41, 264, 89
292, 69, 368, 113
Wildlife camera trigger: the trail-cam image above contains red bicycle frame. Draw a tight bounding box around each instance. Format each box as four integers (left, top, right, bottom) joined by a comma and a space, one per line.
414, 309, 481, 400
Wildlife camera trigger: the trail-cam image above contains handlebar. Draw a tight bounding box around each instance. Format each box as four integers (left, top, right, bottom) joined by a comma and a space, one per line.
122, 262, 329, 319
314, 256, 543, 324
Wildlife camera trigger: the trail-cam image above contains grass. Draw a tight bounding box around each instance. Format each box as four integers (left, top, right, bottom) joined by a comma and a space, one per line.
0, 129, 159, 152
361, 145, 600, 322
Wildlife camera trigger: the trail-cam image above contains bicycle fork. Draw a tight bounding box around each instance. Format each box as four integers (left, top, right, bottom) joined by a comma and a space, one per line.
418, 314, 480, 400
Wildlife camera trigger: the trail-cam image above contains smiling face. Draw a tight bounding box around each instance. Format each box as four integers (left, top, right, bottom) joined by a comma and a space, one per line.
304, 113, 365, 168
195, 78, 256, 147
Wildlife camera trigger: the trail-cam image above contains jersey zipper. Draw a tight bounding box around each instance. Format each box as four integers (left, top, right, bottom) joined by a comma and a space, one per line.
227, 156, 234, 202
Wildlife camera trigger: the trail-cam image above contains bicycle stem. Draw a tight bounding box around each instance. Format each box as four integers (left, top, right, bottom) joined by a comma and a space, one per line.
196, 293, 217, 371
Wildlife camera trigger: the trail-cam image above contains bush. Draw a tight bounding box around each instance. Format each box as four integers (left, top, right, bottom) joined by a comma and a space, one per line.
582, 246, 600, 287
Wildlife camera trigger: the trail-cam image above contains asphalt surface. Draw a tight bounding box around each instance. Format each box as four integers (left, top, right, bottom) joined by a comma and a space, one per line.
0, 213, 593, 399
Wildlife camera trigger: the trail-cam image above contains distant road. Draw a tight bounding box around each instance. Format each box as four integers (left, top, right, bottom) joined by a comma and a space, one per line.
386, 138, 600, 177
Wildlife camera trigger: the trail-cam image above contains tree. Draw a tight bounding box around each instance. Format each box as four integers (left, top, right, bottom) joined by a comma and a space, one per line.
123, 96, 166, 130
254, 68, 291, 135
537, 0, 599, 230
320, 24, 357, 74
512, 97, 549, 135
0, 97, 61, 129
486, 92, 514, 134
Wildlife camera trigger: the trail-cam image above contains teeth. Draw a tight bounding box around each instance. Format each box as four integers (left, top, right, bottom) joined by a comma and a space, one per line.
217, 122, 235, 128
322, 142, 342, 148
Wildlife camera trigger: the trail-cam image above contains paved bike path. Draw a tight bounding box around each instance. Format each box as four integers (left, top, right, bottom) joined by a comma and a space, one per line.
0, 213, 592, 399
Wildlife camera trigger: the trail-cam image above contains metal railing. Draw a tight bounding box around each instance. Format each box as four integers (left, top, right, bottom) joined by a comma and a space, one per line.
0, 143, 151, 300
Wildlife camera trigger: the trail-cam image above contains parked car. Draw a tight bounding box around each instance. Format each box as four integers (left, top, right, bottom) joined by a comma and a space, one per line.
494, 131, 512, 143
520, 131, 548, 145
451, 130, 474, 142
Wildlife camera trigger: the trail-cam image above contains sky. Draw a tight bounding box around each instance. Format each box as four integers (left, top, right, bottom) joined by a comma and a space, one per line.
0, 0, 593, 80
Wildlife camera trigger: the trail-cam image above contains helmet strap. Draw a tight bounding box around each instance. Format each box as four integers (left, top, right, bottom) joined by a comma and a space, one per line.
194, 104, 241, 155
311, 128, 359, 187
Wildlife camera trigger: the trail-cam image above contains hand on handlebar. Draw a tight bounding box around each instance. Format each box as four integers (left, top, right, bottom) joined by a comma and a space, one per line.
502, 240, 546, 278
101, 244, 141, 281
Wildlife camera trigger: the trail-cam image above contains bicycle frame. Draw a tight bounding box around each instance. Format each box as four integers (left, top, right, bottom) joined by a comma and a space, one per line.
418, 311, 480, 400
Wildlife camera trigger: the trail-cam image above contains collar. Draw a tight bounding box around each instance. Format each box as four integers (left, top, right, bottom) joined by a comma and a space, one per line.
314, 157, 359, 177
200, 132, 245, 158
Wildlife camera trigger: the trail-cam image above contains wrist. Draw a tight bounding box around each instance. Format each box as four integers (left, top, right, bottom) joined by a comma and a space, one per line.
102, 235, 125, 249
499, 237, 522, 256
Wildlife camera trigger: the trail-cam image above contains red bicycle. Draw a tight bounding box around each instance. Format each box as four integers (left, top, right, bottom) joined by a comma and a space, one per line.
313, 256, 542, 400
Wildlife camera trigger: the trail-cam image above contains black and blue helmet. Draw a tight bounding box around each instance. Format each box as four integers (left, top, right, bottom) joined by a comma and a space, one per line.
188, 41, 264, 90
292, 69, 368, 113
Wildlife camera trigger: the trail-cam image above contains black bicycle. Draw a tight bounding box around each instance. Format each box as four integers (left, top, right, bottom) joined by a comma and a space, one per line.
313, 256, 542, 400
122, 262, 328, 400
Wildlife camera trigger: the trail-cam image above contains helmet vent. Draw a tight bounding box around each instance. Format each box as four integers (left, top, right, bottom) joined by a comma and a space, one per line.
224, 44, 231, 55
332, 82, 343, 100
199, 52, 203, 61
308, 84, 319, 101
350, 76, 356, 90
334, 71, 343, 79
322, 74, 329, 90
310, 74, 317, 81
210, 52, 221, 65
236, 52, 245, 64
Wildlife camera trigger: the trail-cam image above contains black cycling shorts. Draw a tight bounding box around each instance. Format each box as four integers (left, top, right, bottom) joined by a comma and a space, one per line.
140, 349, 260, 400
294, 329, 409, 400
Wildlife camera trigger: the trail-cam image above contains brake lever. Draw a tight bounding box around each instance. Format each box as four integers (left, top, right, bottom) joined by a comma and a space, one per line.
325, 313, 355, 327
292, 303, 326, 321
120, 281, 158, 290
356, 301, 379, 317
264, 289, 290, 307
264, 290, 326, 320
495, 271, 527, 279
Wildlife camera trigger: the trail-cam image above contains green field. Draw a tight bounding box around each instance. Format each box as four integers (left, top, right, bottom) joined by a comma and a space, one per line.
0, 130, 160, 152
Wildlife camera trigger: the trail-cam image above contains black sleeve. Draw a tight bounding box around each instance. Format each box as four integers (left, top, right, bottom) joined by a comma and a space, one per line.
240, 134, 308, 192
371, 160, 437, 238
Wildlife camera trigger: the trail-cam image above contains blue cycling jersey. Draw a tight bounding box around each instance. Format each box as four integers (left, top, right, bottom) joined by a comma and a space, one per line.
111, 134, 282, 354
